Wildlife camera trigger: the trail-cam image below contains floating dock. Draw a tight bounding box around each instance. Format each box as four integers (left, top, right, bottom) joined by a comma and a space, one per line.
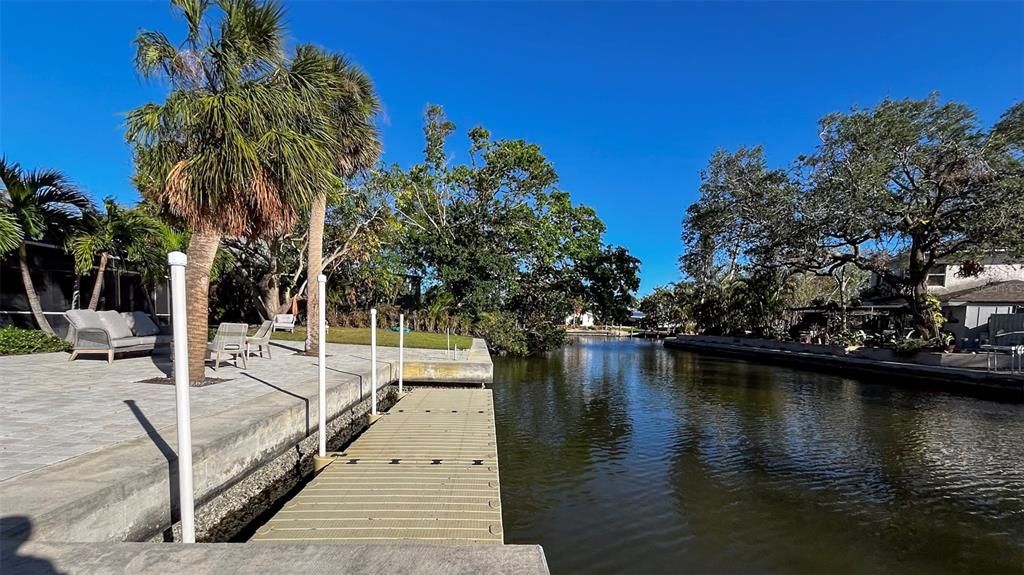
252, 388, 503, 544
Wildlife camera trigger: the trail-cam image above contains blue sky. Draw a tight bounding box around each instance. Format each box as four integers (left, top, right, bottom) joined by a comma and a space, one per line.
2, 1, 1022, 294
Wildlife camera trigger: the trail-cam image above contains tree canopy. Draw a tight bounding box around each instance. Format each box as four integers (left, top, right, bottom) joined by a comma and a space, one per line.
385, 105, 640, 353
681, 95, 1024, 338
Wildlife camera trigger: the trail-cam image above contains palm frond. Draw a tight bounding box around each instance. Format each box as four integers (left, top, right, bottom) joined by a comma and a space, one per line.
172, 0, 210, 47
68, 234, 100, 274
30, 173, 92, 212
67, 196, 170, 275
0, 210, 23, 254
0, 157, 25, 194
0, 161, 92, 244
134, 31, 183, 81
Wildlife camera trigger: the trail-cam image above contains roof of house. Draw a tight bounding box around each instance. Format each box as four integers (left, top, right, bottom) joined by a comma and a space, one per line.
939, 280, 1024, 304
934, 251, 1024, 266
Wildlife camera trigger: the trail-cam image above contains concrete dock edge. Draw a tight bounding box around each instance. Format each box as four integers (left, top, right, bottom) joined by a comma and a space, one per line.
1, 541, 551, 575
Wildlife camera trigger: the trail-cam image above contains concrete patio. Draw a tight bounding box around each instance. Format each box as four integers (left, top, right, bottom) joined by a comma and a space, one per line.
0, 339, 492, 543
0, 340, 491, 482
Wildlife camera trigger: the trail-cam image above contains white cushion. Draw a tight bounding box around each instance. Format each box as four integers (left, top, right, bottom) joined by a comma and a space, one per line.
66, 309, 105, 331
113, 336, 147, 348
132, 335, 173, 347
97, 310, 134, 340
121, 311, 160, 337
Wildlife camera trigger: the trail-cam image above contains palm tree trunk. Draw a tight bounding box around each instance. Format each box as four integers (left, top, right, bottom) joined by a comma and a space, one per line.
17, 245, 55, 336
185, 227, 221, 384
305, 194, 326, 354
259, 243, 282, 319
87, 252, 109, 311
72, 276, 81, 310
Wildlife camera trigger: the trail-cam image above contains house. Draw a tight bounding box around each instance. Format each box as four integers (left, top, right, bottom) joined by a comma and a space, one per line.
923, 256, 1024, 296
863, 254, 1024, 344
940, 280, 1024, 346
566, 311, 595, 328
927, 255, 1024, 346
1, 240, 165, 338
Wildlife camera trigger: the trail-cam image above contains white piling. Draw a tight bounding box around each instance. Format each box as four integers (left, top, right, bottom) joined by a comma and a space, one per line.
168, 251, 195, 543
398, 313, 404, 394
317, 274, 327, 458
370, 308, 378, 417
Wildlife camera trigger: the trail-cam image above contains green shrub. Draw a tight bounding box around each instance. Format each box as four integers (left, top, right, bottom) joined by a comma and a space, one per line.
893, 337, 939, 356
835, 330, 866, 347
0, 327, 70, 355
474, 312, 528, 356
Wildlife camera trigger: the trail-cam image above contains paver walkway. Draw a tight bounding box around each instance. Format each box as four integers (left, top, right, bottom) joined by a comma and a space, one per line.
252, 388, 502, 544
0, 341, 457, 482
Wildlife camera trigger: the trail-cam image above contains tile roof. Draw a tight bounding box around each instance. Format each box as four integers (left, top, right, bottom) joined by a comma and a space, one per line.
939, 280, 1024, 304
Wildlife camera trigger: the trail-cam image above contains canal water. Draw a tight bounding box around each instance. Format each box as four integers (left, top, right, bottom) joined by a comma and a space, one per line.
492, 337, 1024, 574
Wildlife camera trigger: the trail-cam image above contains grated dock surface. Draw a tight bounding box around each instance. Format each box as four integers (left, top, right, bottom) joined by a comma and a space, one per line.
252, 388, 502, 544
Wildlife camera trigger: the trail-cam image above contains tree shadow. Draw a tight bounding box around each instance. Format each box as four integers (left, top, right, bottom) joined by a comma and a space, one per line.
240, 373, 310, 435
147, 352, 173, 377
123, 400, 180, 542
0, 516, 62, 574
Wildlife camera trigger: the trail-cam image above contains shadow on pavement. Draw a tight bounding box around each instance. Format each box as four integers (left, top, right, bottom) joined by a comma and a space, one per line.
0, 516, 61, 574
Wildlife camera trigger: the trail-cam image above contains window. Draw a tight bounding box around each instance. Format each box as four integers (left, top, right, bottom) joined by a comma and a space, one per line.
926, 264, 947, 287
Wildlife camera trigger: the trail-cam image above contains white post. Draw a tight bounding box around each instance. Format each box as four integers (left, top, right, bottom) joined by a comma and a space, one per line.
370, 308, 378, 417
317, 274, 327, 458
447, 328, 451, 360
398, 314, 404, 394
168, 251, 195, 544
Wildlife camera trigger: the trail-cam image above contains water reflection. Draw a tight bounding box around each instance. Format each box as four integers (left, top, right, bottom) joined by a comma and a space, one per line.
493, 337, 1024, 574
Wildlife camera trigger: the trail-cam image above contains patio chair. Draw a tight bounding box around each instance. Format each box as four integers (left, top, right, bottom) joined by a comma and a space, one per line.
247, 320, 273, 359
273, 314, 296, 333
208, 322, 248, 370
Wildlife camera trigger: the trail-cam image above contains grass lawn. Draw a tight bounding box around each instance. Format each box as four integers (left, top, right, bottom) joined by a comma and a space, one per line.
270, 326, 473, 350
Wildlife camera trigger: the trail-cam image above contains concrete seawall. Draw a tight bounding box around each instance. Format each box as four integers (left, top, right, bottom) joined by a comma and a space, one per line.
402, 339, 493, 385
0, 339, 494, 544
664, 335, 1023, 398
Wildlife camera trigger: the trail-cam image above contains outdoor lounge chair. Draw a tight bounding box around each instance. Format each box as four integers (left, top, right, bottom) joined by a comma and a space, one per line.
208, 323, 249, 370
65, 310, 172, 363
273, 314, 296, 333
247, 320, 273, 359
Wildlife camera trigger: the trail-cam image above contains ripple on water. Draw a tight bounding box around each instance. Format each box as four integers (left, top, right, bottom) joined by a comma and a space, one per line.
494, 338, 1024, 574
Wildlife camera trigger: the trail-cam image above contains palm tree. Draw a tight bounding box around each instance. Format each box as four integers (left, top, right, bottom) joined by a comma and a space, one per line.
297, 47, 382, 355
69, 197, 164, 310
0, 158, 93, 335
126, 0, 338, 383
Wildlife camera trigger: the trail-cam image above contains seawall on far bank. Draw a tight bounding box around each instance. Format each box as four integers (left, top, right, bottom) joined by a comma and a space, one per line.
664, 335, 1023, 398
0, 339, 493, 544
